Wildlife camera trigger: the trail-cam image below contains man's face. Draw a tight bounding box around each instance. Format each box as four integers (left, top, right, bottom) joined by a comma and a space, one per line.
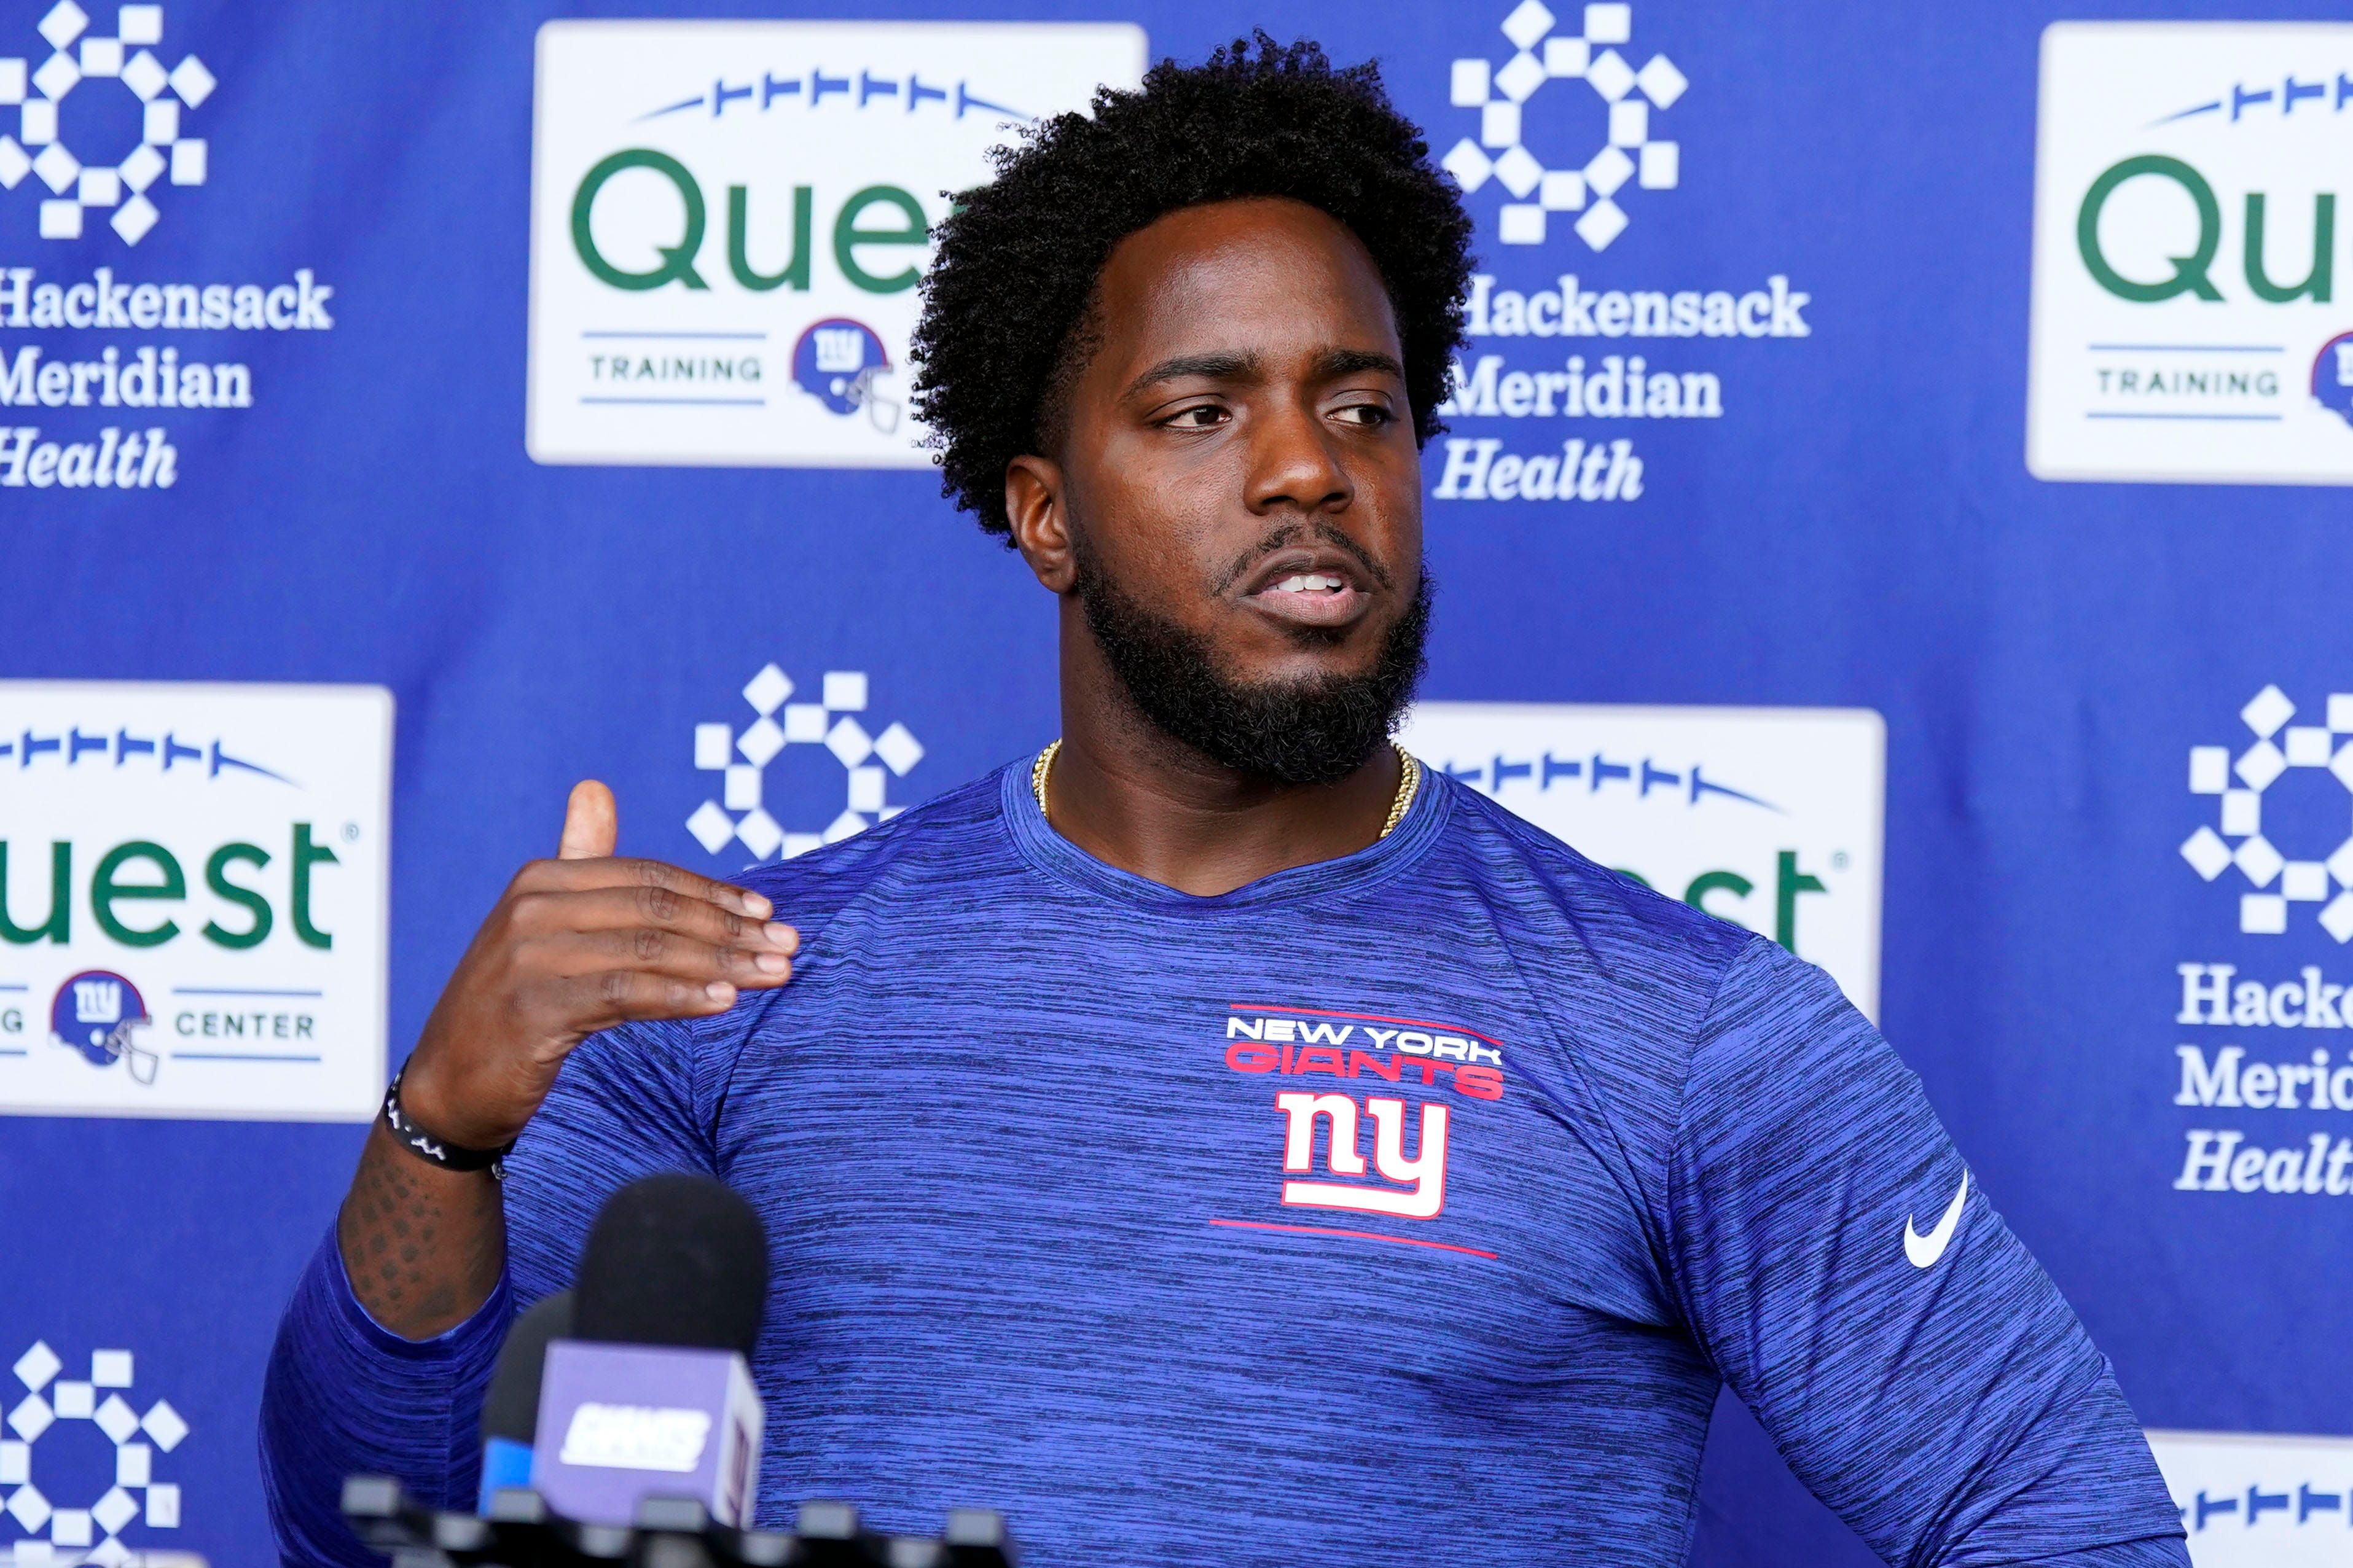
1011, 196, 1429, 784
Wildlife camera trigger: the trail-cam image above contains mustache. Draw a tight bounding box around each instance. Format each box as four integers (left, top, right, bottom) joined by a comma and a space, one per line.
1209, 519, 1397, 597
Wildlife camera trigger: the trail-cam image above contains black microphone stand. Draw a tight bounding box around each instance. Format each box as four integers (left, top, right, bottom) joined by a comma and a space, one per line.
342, 1476, 1018, 1568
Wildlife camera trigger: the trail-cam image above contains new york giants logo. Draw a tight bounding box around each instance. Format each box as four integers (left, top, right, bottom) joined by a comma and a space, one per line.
1275, 1092, 1449, 1219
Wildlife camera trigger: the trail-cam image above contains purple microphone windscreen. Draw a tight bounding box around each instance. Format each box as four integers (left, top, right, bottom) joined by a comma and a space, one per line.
572, 1173, 769, 1357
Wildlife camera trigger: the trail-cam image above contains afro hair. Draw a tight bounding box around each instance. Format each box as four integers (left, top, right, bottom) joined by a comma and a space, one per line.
909, 33, 1476, 540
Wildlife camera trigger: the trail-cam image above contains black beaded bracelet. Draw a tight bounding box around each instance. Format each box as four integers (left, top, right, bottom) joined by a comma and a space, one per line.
381, 1067, 514, 1179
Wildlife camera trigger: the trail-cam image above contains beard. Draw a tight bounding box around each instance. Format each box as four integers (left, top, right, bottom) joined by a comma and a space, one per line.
1071, 526, 1432, 787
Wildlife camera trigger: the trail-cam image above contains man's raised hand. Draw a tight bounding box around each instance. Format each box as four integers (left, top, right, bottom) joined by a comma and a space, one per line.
396, 780, 798, 1151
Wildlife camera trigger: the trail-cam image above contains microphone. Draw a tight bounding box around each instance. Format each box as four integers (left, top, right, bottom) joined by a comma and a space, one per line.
571, 1172, 767, 1355
477, 1289, 572, 1512
531, 1174, 771, 1529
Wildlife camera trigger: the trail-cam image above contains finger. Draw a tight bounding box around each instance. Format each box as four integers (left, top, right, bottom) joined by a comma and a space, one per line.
621, 853, 775, 921
509, 885, 797, 953
544, 969, 745, 1031
520, 854, 777, 922
558, 780, 619, 861
530, 928, 794, 987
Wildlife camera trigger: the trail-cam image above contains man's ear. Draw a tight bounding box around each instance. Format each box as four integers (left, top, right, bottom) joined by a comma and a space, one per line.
1006, 454, 1078, 594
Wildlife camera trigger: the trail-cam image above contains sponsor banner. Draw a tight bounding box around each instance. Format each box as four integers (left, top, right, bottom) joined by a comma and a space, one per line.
525, 19, 1146, 469
1395, 701, 1884, 1018
2178, 684, 2353, 944
0, 681, 390, 1121
2028, 23, 2353, 486
1428, 1, 1814, 505
2169, 684, 2353, 1199
2147, 1429, 2353, 1566
0, 1, 338, 493
677, 662, 927, 866
0, 1338, 190, 1562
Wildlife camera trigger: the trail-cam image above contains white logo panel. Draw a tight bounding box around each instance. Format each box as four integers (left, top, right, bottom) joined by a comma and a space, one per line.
1397, 701, 1884, 1018
2029, 23, 2353, 485
0, 681, 390, 1121
526, 19, 1146, 469
2148, 1429, 2353, 1566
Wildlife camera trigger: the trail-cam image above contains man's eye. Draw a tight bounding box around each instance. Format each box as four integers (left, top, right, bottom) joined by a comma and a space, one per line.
1336, 403, 1393, 426
1167, 405, 1227, 428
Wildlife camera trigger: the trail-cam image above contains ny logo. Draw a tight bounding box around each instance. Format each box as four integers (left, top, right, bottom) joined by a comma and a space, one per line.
813, 328, 866, 373
74, 980, 122, 1023
1275, 1092, 1449, 1220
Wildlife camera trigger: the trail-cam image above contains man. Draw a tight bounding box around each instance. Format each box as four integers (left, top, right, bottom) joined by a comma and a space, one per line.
264, 38, 2187, 1567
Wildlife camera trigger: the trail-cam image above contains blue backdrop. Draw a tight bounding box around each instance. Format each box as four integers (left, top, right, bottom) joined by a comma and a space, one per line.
2, 0, 2346, 1563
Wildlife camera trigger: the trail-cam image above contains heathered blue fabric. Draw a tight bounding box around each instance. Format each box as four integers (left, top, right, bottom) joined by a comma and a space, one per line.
262, 760, 2188, 1568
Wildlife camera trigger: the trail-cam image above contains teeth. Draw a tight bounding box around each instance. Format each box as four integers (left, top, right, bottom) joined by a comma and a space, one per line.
1272, 573, 1344, 593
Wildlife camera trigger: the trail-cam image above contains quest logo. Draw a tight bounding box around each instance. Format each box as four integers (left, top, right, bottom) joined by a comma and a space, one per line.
2029, 22, 2353, 485
524, 20, 1145, 470
0, 681, 390, 1122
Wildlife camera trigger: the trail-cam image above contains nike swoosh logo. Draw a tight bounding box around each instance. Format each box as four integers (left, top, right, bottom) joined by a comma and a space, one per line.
1903, 1171, 1969, 1269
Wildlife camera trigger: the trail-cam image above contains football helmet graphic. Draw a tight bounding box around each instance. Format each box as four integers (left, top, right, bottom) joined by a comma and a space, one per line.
51, 970, 159, 1085
791, 318, 901, 433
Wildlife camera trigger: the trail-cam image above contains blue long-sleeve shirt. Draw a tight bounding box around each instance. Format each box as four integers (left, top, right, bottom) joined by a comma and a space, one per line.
262, 760, 2188, 1567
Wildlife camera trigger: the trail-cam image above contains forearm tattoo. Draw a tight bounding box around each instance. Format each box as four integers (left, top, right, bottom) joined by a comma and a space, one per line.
337, 1123, 506, 1340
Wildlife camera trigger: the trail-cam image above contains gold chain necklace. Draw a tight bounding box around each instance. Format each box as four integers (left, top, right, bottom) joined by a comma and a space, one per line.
1031, 739, 1422, 840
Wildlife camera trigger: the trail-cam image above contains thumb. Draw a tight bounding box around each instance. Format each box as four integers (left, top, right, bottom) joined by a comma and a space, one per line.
558, 779, 618, 860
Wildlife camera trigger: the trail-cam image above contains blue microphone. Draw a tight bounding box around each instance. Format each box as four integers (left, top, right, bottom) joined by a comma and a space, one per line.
476, 1289, 573, 1513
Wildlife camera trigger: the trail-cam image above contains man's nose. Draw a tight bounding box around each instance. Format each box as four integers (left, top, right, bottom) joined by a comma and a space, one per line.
1243, 397, 1353, 516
